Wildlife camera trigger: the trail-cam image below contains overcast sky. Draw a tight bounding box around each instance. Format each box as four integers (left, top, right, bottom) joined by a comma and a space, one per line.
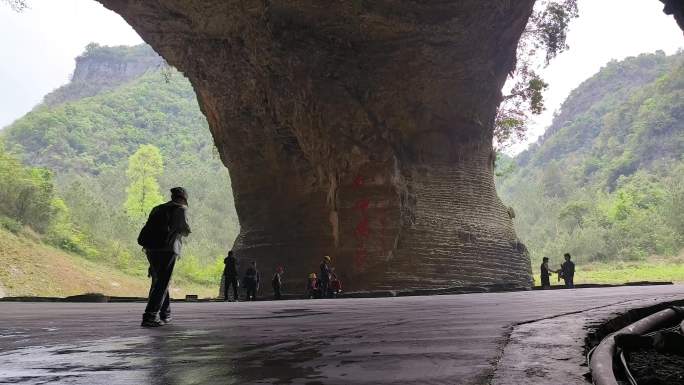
0, 0, 682, 153
0, 0, 142, 129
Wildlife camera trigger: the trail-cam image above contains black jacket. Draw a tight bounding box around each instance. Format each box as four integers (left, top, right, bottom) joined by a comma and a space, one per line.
223, 255, 238, 277
272, 272, 282, 289
540, 262, 551, 279
145, 201, 191, 254
244, 267, 260, 287
320, 262, 331, 283
561, 260, 575, 278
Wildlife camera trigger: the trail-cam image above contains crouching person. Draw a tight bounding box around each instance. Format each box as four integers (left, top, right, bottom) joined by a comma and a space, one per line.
137, 187, 191, 327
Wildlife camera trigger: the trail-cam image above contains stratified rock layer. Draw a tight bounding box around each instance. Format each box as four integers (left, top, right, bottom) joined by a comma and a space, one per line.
97, 0, 535, 291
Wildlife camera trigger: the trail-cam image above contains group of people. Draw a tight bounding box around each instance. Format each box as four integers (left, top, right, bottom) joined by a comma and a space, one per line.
221, 251, 285, 302
222, 253, 342, 302
136, 187, 580, 328
305, 255, 342, 299
540, 253, 576, 289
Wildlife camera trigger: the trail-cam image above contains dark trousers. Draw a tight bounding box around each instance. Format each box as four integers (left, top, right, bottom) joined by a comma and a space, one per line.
246, 285, 257, 301
223, 275, 238, 301
541, 276, 551, 289
144, 251, 177, 320
273, 284, 281, 300
319, 280, 329, 298
564, 276, 574, 289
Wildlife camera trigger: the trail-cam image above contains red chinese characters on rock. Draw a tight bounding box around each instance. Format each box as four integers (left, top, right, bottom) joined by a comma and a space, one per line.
353, 175, 364, 188
351, 175, 391, 272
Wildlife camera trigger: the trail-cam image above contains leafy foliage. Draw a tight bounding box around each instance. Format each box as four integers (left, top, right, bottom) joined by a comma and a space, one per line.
1, 0, 28, 12
124, 144, 164, 221
495, 0, 579, 149
2, 44, 240, 286
0, 141, 98, 257
498, 51, 684, 269
0, 141, 55, 233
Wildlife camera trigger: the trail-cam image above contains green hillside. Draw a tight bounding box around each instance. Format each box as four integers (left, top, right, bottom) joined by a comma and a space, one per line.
498, 51, 684, 282
1, 44, 239, 295
0, 227, 215, 298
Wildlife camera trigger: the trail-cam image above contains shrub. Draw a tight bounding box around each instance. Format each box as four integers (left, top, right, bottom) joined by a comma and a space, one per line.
0, 216, 22, 233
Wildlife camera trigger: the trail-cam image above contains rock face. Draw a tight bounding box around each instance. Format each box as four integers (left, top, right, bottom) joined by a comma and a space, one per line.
97, 0, 535, 291
661, 0, 684, 31
44, 44, 164, 106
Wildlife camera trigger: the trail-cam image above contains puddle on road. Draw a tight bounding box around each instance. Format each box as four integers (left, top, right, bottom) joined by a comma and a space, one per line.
239, 308, 331, 321
0, 330, 329, 384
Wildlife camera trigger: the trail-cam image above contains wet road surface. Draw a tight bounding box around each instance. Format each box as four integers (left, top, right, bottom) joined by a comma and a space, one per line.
1, 285, 683, 384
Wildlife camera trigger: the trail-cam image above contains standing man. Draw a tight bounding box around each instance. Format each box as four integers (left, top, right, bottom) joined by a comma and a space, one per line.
223, 250, 239, 301
540, 257, 553, 289
244, 261, 260, 301
138, 187, 191, 327
561, 253, 575, 289
319, 256, 332, 298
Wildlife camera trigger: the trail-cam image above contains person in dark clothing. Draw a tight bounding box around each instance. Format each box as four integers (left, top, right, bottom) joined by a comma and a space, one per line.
272, 266, 284, 300
561, 253, 575, 288
319, 256, 332, 298
140, 187, 191, 327
540, 257, 552, 289
223, 250, 239, 301
305, 273, 320, 299
243, 261, 260, 301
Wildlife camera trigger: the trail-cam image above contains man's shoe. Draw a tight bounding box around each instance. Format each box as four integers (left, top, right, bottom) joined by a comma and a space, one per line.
160, 316, 172, 324
141, 318, 165, 327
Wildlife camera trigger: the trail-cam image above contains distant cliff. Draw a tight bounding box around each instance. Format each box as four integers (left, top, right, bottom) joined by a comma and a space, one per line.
42, 43, 164, 106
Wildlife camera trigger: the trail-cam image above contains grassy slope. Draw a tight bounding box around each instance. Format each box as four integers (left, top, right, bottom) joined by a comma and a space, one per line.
0, 228, 216, 298
532, 254, 684, 286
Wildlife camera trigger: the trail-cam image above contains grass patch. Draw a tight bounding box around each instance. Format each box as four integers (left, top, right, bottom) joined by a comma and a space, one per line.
0, 228, 217, 298
533, 258, 684, 286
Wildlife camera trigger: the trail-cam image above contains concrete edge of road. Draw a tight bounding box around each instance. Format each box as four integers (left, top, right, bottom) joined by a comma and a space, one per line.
490, 295, 684, 385
0, 281, 674, 303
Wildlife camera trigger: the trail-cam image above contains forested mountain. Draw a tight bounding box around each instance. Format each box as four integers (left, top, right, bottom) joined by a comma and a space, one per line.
1, 43, 239, 287
498, 51, 684, 269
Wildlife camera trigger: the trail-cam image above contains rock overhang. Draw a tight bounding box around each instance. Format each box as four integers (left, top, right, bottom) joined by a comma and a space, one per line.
97, 0, 536, 291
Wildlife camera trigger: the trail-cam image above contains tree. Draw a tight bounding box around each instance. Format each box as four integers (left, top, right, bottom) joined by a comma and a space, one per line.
0, 141, 56, 232
558, 201, 589, 232
124, 144, 164, 222
495, 0, 579, 149
1, 0, 28, 12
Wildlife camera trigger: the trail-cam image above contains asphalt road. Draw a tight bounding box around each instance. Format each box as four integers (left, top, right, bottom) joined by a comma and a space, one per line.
1, 285, 683, 385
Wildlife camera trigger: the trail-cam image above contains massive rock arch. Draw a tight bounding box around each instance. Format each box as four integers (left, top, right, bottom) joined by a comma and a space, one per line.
98, 0, 536, 291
